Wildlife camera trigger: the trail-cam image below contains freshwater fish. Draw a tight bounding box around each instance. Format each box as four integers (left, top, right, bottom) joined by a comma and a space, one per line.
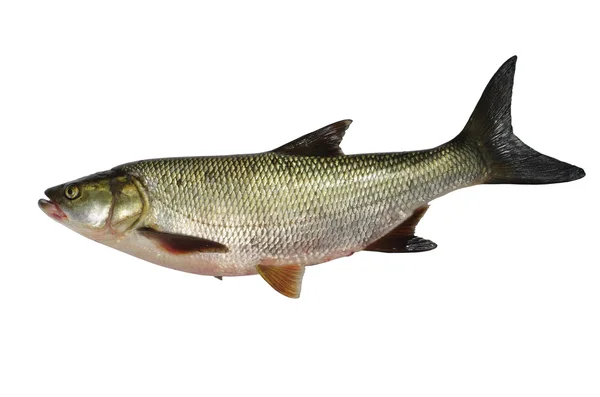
39, 56, 585, 298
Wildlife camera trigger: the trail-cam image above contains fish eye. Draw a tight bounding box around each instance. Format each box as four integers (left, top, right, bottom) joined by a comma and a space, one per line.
64, 184, 80, 200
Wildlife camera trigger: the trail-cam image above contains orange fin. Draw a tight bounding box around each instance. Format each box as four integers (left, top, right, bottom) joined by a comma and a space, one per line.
364, 205, 437, 253
256, 264, 305, 298
138, 227, 229, 254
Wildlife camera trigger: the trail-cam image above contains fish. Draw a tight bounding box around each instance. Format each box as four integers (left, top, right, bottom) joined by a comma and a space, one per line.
39, 56, 585, 298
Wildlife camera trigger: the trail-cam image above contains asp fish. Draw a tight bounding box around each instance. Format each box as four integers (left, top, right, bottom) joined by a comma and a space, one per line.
39, 57, 585, 298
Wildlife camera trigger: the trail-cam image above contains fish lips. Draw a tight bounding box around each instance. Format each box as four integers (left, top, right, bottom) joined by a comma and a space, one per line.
39, 187, 67, 222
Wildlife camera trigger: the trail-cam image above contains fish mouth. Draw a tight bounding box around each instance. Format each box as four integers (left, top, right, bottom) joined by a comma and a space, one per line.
38, 198, 67, 222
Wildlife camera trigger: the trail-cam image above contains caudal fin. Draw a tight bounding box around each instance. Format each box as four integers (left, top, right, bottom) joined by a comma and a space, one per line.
456, 56, 585, 184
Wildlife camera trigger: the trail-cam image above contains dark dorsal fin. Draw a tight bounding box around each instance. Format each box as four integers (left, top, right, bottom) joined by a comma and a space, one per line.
138, 227, 229, 254
364, 205, 437, 253
272, 119, 352, 157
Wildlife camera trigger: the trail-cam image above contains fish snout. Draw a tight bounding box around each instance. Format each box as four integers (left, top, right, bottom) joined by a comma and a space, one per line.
39, 186, 68, 222
44, 186, 62, 200
38, 198, 68, 222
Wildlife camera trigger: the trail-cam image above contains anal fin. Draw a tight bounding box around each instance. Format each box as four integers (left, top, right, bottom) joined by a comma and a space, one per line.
364, 205, 437, 253
256, 264, 305, 298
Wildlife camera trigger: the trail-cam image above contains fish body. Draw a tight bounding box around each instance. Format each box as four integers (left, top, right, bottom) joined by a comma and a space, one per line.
111, 143, 479, 276
39, 57, 585, 297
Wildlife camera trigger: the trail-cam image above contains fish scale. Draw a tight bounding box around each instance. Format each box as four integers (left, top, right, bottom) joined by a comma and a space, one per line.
39, 57, 585, 297
114, 141, 484, 269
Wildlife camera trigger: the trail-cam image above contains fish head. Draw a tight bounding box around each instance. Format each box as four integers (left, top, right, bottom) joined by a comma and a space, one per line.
39, 171, 145, 241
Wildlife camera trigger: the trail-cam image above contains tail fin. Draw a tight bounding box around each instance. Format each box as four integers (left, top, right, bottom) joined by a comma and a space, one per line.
456, 56, 585, 184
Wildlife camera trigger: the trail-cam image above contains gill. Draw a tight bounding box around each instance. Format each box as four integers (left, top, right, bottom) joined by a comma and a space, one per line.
101, 174, 150, 242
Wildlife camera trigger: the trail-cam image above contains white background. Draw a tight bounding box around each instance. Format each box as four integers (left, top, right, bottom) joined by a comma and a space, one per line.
1, 1, 598, 396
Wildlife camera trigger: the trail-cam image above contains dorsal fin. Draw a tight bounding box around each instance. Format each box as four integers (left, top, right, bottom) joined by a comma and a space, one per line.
272, 119, 352, 157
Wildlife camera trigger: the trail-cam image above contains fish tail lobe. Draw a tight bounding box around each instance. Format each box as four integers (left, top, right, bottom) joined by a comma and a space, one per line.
456, 56, 585, 185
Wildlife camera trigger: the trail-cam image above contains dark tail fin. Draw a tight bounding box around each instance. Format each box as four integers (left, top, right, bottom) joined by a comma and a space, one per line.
456, 56, 585, 184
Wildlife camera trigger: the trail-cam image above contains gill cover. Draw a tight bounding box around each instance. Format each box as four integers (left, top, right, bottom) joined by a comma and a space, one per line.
109, 174, 145, 233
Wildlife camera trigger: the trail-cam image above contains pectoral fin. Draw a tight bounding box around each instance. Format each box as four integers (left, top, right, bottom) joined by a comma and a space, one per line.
364, 205, 437, 253
138, 227, 229, 254
256, 264, 305, 298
